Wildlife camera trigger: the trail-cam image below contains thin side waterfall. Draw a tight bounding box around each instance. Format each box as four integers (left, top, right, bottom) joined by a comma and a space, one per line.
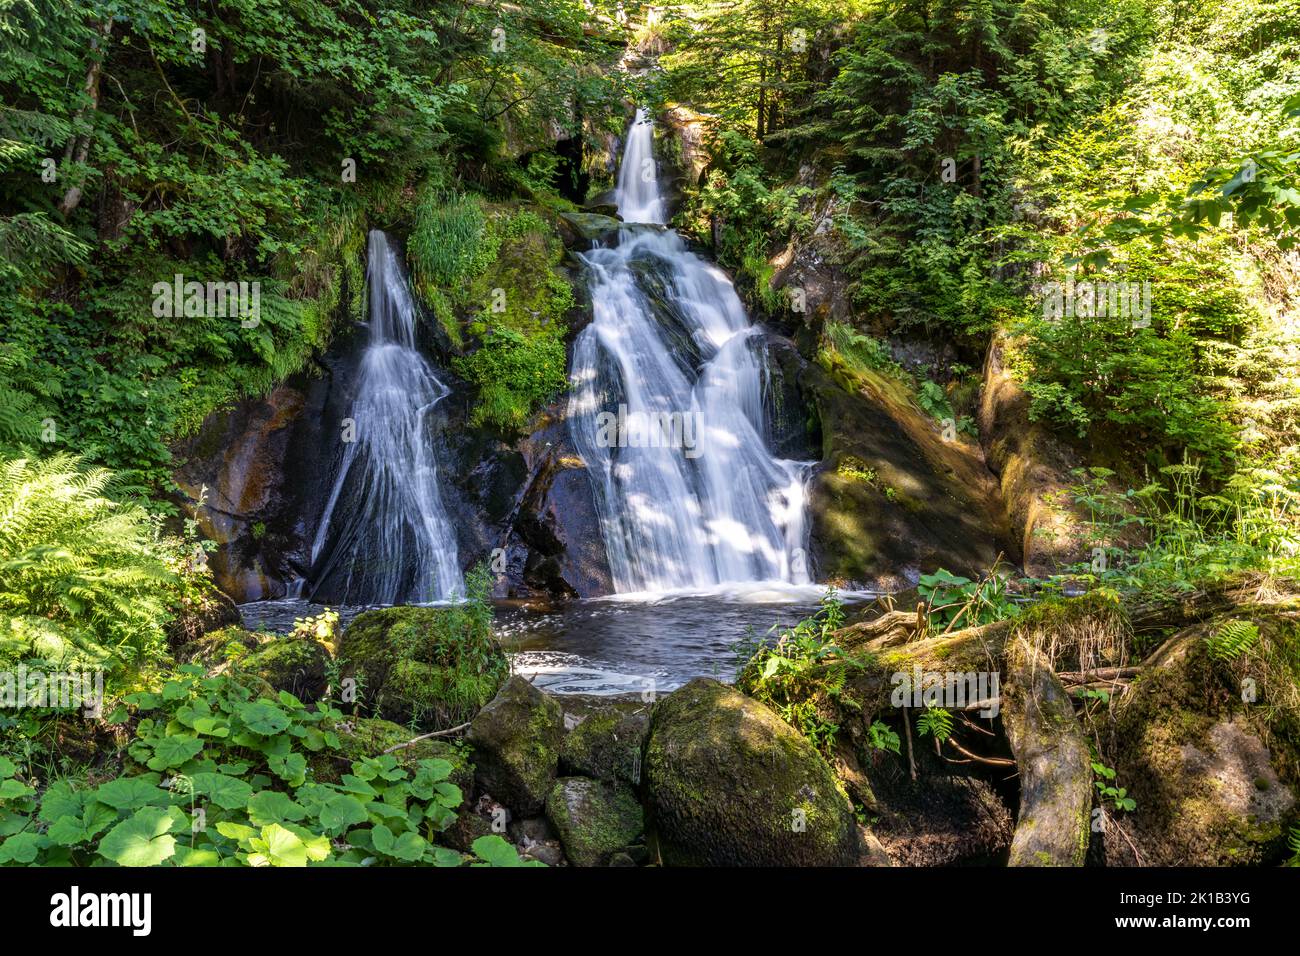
306, 230, 463, 604
567, 109, 813, 593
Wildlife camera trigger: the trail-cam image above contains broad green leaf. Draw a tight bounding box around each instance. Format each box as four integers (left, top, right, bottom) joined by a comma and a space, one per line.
0, 831, 46, 864
471, 834, 525, 867
190, 772, 254, 811
258, 823, 308, 867
98, 807, 177, 867
238, 701, 290, 735
268, 752, 307, 786
147, 734, 204, 770
95, 776, 168, 811
319, 794, 368, 833
247, 790, 307, 826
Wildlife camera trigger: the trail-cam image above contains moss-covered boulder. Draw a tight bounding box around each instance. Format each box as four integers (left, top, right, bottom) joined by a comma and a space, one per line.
467, 676, 565, 815
240, 636, 330, 701
311, 717, 473, 793
557, 212, 621, 247
175, 625, 259, 670
165, 586, 241, 652
338, 605, 508, 730
1101, 612, 1299, 866
545, 777, 644, 867
559, 705, 649, 785
644, 678, 861, 866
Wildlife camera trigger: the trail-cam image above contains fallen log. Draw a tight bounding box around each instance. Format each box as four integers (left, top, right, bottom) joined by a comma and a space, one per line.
1001, 636, 1093, 866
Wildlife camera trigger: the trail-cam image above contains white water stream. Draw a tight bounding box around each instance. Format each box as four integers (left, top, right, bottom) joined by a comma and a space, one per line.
306, 230, 463, 604
567, 109, 813, 594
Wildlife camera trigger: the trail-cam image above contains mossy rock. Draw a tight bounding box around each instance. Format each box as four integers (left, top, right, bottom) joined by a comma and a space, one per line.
467, 676, 564, 815
559, 705, 649, 785
338, 605, 509, 731
311, 716, 473, 793
175, 625, 258, 671
556, 212, 621, 246
544, 777, 644, 867
240, 636, 330, 702
165, 587, 241, 653
644, 678, 861, 866
1101, 614, 1299, 866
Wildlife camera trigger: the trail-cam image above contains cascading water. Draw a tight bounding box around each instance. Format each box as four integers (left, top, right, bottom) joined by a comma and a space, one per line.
306, 230, 463, 604
567, 109, 813, 593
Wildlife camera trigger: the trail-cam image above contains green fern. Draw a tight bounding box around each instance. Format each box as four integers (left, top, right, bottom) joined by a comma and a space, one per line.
0, 454, 178, 675
916, 706, 954, 742
1205, 619, 1259, 663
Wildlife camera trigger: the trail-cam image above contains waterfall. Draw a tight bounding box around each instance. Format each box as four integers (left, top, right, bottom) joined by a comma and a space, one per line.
566, 110, 813, 593
306, 230, 463, 604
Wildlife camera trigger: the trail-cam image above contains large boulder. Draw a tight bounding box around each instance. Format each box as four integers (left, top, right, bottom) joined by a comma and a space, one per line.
467, 676, 565, 815
240, 636, 330, 701
557, 212, 622, 247
643, 678, 861, 866
544, 777, 644, 867
338, 606, 509, 731
1101, 611, 1299, 866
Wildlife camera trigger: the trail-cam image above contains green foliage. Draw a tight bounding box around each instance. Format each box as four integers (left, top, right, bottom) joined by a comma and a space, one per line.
915, 706, 953, 743
1064, 462, 1300, 594
0, 0, 619, 487
736, 588, 865, 755
1205, 619, 1261, 664
454, 326, 569, 433
450, 207, 575, 432
0, 455, 186, 679
1091, 761, 1136, 813
825, 322, 905, 380
866, 719, 900, 755
409, 189, 490, 343
0, 668, 527, 867
918, 569, 1019, 631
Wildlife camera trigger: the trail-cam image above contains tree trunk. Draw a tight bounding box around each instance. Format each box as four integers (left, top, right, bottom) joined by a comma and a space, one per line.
57, 18, 114, 219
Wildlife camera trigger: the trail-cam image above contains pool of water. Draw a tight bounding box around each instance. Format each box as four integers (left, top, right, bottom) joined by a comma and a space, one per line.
237, 584, 878, 696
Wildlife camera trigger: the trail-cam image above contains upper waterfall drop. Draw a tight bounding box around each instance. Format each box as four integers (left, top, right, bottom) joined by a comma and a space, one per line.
614, 108, 666, 225
566, 110, 813, 594
306, 230, 463, 605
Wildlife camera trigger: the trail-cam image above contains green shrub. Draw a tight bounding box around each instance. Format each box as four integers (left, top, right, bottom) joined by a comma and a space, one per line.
454, 326, 568, 432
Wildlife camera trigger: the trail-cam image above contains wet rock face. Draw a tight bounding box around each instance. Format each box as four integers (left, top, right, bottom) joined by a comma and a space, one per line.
172, 382, 315, 602
643, 678, 862, 866
440, 399, 613, 602
766, 339, 1006, 589
174, 316, 613, 606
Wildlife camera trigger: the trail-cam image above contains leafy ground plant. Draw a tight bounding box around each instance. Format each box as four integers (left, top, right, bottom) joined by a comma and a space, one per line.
0, 668, 537, 867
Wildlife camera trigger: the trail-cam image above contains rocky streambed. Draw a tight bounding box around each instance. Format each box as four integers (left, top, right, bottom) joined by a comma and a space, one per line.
173, 573, 1300, 867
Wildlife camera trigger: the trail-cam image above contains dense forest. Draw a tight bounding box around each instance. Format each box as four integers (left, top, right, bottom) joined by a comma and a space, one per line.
1, 0, 1299, 880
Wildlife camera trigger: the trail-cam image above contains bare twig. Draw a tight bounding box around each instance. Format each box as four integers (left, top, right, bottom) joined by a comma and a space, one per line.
382, 721, 472, 754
